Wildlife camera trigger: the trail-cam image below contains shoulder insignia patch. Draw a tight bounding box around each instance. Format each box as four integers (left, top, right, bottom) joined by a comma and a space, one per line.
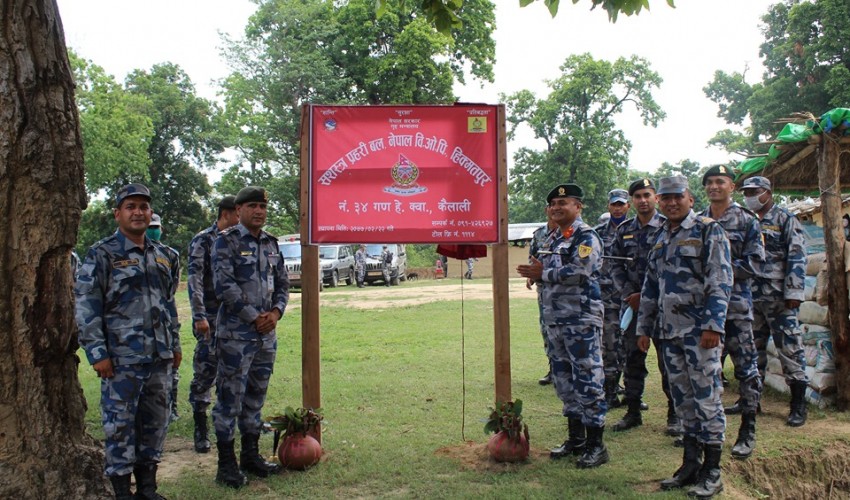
578, 244, 593, 258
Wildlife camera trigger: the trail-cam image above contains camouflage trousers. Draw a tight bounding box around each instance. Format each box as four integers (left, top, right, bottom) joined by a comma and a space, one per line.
621, 320, 672, 404
100, 360, 171, 476
538, 294, 552, 370
213, 337, 277, 442
189, 321, 218, 413
601, 306, 623, 379
724, 317, 763, 412
658, 335, 726, 445
753, 301, 808, 384
356, 266, 365, 284
546, 323, 607, 428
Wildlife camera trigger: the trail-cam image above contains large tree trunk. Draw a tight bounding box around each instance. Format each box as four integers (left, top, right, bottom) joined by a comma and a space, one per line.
0, 1, 110, 498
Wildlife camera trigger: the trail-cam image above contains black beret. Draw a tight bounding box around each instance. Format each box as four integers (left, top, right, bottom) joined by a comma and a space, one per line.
547, 183, 584, 203
115, 183, 151, 207
702, 164, 736, 185
218, 195, 237, 210
628, 178, 655, 196
235, 186, 269, 205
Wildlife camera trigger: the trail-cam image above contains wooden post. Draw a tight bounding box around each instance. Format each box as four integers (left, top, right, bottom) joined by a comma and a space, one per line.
300, 105, 322, 439
493, 105, 512, 404
818, 132, 849, 410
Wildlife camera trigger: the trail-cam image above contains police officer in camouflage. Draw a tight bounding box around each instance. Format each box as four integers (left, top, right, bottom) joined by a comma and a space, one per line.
212, 186, 289, 488
700, 165, 765, 460
739, 176, 809, 427
517, 183, 609, 469
528, 207, 558, 385
187, 195, 239, 454
611, 178, 680, 437
594, 189, 630, 410
355, 244, 367, 287
637, 176, 732, 498
76, 183, 181, 500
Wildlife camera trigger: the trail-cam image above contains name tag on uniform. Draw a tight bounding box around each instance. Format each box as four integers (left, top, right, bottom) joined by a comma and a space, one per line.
112, 258, 139, 268
155, 257, 171, 268
240, 251, 253, 256
678, 239, 701, 247
622, 235, 634, 240
578, 245, 592, 258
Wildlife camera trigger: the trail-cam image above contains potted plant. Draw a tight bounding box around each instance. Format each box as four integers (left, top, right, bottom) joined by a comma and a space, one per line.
267, 407, 324, 470
484, 399, 530, 463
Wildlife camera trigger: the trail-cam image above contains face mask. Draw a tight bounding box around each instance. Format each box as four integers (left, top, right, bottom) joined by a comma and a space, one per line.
146, 228, 162, 241
744, 195, 766, 211
610, 214, 627, 226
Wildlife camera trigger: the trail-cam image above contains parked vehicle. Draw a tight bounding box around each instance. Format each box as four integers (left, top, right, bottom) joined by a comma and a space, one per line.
319, 244, 356, 287
363, 244, 407, 286
279, 240, 324, 291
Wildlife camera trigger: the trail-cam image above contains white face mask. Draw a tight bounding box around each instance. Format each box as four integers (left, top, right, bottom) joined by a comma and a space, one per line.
744, 194, 766, 211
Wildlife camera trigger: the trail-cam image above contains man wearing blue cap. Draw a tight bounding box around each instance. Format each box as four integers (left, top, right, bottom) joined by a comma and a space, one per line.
594, 189, 630, 410
637, 176, 732, 497
75, 183, 182, 500
701, 165, 765, 461
739, 176, 809, 426
517, 183, 609, 469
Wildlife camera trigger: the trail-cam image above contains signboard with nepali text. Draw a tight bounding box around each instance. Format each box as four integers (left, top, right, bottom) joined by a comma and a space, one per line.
308, 104, 500, 244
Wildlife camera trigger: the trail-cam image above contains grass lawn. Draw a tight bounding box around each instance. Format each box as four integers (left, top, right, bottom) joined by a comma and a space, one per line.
77, 279, 850, 499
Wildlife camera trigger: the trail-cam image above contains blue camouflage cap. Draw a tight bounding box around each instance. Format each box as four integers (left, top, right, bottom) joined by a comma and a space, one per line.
739, 176, 772, 192
608, 189, 629, 204
656, 176, 689, 195
115, 183, 151, 207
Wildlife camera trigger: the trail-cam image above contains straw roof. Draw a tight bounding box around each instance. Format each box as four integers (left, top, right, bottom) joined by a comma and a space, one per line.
741, 136, 850, 192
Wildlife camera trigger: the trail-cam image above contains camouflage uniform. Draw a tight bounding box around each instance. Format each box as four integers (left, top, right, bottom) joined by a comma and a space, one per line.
212, 223, 289, 442
188, 224, 223, 414
752, 204, 808, 383
530, 224, 556, 368
699, 203, 764, 412
638, 209, 732, 445
75, 230, 181, 477
611, 211, 673, 409
540, 219, 607, 427
355, 247, 367, 286
380, 247, 391, 284
593, 218, 624, 383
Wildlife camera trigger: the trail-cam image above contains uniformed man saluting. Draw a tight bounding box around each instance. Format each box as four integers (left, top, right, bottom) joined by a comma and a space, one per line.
212, 186, 289, 488
517, 183, 609, 469
76, 183, 181, 500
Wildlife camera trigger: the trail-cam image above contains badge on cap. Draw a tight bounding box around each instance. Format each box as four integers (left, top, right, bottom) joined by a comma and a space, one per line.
558, 187, 566, 196
719, 166, 726, 174
643, 179, 650, 186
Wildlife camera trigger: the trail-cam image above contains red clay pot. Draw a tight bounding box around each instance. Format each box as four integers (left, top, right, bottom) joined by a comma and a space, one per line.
487, 431, 530, 463
278, 434, 323, 470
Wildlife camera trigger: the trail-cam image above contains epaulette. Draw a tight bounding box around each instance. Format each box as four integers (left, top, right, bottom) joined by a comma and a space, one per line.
220, 225, 240, 236
698, 216, 715, 224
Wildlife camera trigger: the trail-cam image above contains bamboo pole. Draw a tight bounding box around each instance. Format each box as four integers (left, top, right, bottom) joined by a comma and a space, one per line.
818, 132, 849, 410
493, 104, 512, 404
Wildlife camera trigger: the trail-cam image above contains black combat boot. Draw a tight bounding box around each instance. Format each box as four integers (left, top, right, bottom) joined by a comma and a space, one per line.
109, 473, 133, 500
550, 417, 585, 459
666, 399, 683, 436
687, 444, 723, 498
538, 369, 553, 385
612, 400, 642, 432
604, 376, 621, 409
660, 435, 703, 490
724, 397, 743, 415
787, 380, 808, 427
730, 412, 756, 459
193, 411, 211, 453
134, 463, 166, 500
577, 425, 609, 469
240, 433, 282, 477
216, 439, 247, 488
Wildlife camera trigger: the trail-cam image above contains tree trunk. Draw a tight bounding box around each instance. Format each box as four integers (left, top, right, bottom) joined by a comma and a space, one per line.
0, 1, 110, 498
818, 133, 850, 410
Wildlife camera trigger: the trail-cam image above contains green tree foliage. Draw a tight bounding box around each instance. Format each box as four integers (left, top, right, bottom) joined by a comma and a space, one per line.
503, 53, 665, 223
219, 0, 496, 235
704, 0, 850, 153
70, 51, 153, 194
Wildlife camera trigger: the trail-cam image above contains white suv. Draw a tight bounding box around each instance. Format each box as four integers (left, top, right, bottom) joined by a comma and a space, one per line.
278, 241, 324, 291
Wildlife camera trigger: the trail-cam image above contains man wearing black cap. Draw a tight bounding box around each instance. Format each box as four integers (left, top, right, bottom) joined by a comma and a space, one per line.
517, 183, 609, 469
187, 195, 239, 453
611, 178, 680, 437
75, 183, 181, 499
739, 176, 809, 426
701, 164, 765, 460
212, 186, 289, 487
594, 188, 630, 410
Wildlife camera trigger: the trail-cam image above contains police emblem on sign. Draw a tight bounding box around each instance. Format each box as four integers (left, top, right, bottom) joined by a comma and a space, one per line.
383, 154, 427, 196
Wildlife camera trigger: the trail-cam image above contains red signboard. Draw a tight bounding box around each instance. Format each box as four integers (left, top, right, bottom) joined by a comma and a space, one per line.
308, 104, 500, 244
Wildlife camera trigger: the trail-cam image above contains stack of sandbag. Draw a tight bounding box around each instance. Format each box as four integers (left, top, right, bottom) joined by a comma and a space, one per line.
763, 250, 836, 408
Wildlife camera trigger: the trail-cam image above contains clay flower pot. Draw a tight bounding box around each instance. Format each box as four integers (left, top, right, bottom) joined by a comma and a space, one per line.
278, 433, 323, 470
487, 430, 530, 463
